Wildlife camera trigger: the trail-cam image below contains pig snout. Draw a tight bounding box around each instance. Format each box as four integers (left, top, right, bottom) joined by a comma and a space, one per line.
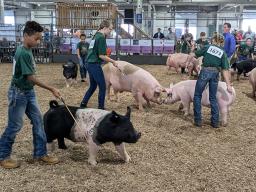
137, 132, 142, 140
129, 132, 141, 143
163, 94, 174, 104
156, 97, 163, 105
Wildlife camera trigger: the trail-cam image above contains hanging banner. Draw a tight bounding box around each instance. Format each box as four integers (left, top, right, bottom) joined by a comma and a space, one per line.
153, 39, 163, 54
106, 39, 116, 54
130, 39, 140, 53
120, 39, 131, 52
139, 39, 152, 54
163, 40, 175, 54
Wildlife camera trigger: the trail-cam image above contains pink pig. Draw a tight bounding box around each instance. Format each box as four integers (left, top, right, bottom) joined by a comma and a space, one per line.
103, 61, 165, 110
249, 68, 256, 97
163, 80, 236, 126
166, 53, 200, 76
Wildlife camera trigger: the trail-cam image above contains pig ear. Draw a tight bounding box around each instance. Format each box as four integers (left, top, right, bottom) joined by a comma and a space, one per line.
110, 111, 120, 122
169, 82, 174, 88
125, 106, 131, 119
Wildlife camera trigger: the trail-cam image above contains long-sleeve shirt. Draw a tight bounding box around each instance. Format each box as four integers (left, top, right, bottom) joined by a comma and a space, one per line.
223, 32, 236, 58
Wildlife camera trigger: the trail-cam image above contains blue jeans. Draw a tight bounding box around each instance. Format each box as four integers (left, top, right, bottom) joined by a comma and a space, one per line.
81, 62, 106, 109
238, 55, 247, 61
193, 68, 219, 126
79, 56, 87, 79
0, 86, 47, 160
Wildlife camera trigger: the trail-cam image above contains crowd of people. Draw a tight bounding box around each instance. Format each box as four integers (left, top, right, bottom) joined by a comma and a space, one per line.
153, 24, 255, 64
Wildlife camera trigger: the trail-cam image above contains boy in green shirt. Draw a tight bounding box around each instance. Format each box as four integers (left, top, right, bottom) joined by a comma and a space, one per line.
76, 34, 89, 82
195, 32, 209, 50
0, 21, 61, 169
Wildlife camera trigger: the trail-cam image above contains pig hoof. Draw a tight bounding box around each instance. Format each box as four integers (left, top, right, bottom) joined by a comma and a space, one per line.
222, 122, 228, 127
124, 155, 131, 163
88, 159, 97, 166
59, 145, 67, 149
184, 113, 189, 117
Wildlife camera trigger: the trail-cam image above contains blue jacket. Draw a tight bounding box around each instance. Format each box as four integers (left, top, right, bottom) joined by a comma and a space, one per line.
223, 32, 236, 58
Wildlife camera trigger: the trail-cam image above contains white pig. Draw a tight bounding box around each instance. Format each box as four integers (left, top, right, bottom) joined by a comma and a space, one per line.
103, 61, 165, 110
249, 68, 256, 97
166, 53, 200, 76
163, 80, 236, 126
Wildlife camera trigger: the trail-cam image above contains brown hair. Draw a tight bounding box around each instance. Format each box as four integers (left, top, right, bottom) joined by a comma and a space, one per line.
224, 22, 231, 28
200, 32, 206, 37
211, 33, 224, 47
98, 20, 112, 30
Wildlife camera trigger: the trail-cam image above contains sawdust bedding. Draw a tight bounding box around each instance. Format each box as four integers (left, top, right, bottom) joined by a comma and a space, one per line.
0, 63, 256, 192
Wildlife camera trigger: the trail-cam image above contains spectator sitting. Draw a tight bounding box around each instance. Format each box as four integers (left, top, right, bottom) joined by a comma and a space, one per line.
153, 28, 165, 39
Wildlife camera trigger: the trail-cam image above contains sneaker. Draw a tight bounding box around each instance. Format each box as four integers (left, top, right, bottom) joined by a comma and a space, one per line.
194, 122, 202, 127
80, 103, 87, 109
0, 158, 20, 169
36, 155, 59, 165
211, 123, 220, 128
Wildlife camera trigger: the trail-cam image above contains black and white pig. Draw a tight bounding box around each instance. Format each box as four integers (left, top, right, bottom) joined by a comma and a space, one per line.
43, 100, 141, 165
63, 60, 78, 87
231, 59, 256, 80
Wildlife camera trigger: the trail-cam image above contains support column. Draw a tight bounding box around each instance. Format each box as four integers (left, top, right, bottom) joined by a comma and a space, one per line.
238, 5, 244, 29
0, 0, 4, 24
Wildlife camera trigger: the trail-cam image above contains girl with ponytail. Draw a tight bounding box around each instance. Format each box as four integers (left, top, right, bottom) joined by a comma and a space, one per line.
80, 20, 117, 109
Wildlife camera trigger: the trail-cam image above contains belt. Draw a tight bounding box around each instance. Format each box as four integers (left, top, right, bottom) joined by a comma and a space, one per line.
202, 66, 219, 72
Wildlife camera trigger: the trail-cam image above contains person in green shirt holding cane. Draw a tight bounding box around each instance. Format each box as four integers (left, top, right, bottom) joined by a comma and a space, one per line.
80, 20, 118, 110
191, 33, 232, 128
0, 21, 61, 169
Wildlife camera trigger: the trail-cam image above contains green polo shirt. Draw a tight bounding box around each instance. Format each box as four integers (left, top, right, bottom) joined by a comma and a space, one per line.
77, 41, 89, 57
239, 44, 253, 56
195, 44, 230, 70
195, 38, 209, 49
86, 32, 107, 63
181, 41, 191, 54
11, 46, 36, 90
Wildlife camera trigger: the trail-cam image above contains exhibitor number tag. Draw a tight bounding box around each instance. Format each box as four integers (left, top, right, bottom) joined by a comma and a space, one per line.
207, 46, 224, 58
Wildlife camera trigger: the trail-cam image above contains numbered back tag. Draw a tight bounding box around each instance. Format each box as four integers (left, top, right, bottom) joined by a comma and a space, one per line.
207, 46, 224, 58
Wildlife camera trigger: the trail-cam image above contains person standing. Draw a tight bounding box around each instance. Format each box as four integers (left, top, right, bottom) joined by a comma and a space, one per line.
181, 32, 193, 74
223, 23, 236, 60
166, 28, 176, 40
0, 21, 60, 169
237, 38, 254, 61
80, 20, 117, 110
76, 34, 89, 82
191, 33, 232, 128
195, 32, 209, 50
153, 28, 165, 39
